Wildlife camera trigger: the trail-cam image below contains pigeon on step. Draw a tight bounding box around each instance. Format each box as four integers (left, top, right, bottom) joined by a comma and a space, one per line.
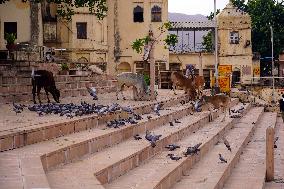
165, 144, 180, 151
134, 134, 142, 140
184, 143, 202, 156
147, 116, 152, 120
219, 154, 227, 163
174, 119, 181, 123
274, 136, 279, 148
153, 103, 163, 116
223, 137, 232, 152
167, 154, 182, 161
86, 86, 98, 100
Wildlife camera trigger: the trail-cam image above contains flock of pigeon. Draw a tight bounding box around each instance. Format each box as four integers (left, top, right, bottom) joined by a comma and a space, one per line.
12, 101, 131, 118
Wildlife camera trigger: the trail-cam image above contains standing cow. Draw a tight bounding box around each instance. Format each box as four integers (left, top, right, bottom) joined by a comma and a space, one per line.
32, 70, 60, 104
116, 72, 149, 101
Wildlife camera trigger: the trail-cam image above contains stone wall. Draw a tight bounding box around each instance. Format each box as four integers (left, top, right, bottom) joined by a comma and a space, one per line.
0, 74, 117, 104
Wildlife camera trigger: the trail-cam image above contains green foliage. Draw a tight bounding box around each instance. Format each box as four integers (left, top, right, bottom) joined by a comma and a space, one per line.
164, 34, 178, 48
4, 33, 16, 44
61, 63, 69, 71
207, 9, 220, 20
202, 31, 213, 52
132, 36, 150, 54
144, 74, 150, 86
0, 0, 108, 20
132, 22, 178, 54
231, 0, 284, 58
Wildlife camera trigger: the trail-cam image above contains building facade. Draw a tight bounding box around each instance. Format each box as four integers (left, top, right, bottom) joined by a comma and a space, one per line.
106, 0, 169, 75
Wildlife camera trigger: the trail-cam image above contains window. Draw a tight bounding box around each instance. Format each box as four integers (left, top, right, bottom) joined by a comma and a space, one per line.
76, 22, 87, 39
4, 22, 17, 39
151, 5, 162, 22
133, 5, 144, 22
230, 31, 239, 44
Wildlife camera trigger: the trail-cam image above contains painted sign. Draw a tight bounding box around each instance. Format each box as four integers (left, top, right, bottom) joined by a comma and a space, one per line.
219, 65, 232, 76
253, 67, 260, 76
218, 65, 232, 93
218, 77, 231, 93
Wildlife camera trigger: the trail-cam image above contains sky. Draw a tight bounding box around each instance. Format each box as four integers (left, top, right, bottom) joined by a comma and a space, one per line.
168, 0, 230, 16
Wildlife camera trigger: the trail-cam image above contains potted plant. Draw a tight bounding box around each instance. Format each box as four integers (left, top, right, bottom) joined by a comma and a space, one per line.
60, 63, 69, 75
5, 33, 16, 51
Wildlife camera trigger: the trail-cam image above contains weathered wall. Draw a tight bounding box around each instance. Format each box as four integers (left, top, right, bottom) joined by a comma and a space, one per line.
0, 0, 31, 50
217, 2, 253, 84
169, 53, 215, 70
107, 0, 169, 75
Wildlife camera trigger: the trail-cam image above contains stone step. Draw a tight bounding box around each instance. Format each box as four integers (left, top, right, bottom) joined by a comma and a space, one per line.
0, 97, 192, 189
222, 112, 277, 189
0, 95, 189, 151
171, 107, 264, 189
46, 101, 241, 189
105, 103, 253, 189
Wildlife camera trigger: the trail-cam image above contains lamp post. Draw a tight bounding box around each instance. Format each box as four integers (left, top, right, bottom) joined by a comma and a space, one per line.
270, 24, 275, 102
214, 0, 219, 92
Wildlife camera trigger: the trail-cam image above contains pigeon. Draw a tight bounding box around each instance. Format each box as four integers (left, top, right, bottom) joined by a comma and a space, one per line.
134, 134, 142, 140
274, 136, 279, 148
165, 144, 180, 151
153, 103, 163, 116
147, 115, 152, 120
184, 143, 202, 156
193, 100, 202, 112
169, 122, 174, 126
86, 86, 98, 100
180, 100, 186, 105
122, 106, 134, 114
167, 154, 182, 161
174, 119, 181, 123
145, 130, 162, 148
223, 137, 232, 152
219, 154, 227, 163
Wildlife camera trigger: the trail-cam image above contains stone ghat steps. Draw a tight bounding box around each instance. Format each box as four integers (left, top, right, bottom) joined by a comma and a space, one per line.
222, 112, 277, 189
105, 103, 253, 189
0, 96, 192, 189
46, 101, 242, 189
171, 107, 264, 189
0, 95, 190, 151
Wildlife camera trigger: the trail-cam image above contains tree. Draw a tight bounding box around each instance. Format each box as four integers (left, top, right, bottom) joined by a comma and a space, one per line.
0, 0, 108, 20
232, 0, 284, 58
201, 9, 220, 53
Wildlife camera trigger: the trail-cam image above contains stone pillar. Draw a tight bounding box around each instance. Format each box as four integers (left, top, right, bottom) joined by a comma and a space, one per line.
30, 2, 43, 46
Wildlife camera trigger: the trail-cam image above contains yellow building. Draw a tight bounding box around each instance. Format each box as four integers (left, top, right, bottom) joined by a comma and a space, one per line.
217, 1, 253, 84
106, 0, 169, 75
0, 0, 43, 50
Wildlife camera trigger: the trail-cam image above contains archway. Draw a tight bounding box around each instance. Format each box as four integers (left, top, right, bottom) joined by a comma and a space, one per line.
117, 62, 131, 73
78, 57, 88, 63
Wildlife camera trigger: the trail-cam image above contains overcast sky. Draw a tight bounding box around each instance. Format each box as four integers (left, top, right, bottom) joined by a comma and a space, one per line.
168, 0, 230, 16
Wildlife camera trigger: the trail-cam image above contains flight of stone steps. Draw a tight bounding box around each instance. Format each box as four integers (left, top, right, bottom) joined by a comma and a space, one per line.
0, 95, 278, 189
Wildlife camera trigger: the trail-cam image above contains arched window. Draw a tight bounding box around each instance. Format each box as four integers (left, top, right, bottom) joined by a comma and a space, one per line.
133, 6, 144, 22
151, 5, 162, 22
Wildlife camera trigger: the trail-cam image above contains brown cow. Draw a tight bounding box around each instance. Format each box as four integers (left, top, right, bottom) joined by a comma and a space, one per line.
191, 75, 205, 97
171, 71, 197, 100
201, 94, 231, 122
